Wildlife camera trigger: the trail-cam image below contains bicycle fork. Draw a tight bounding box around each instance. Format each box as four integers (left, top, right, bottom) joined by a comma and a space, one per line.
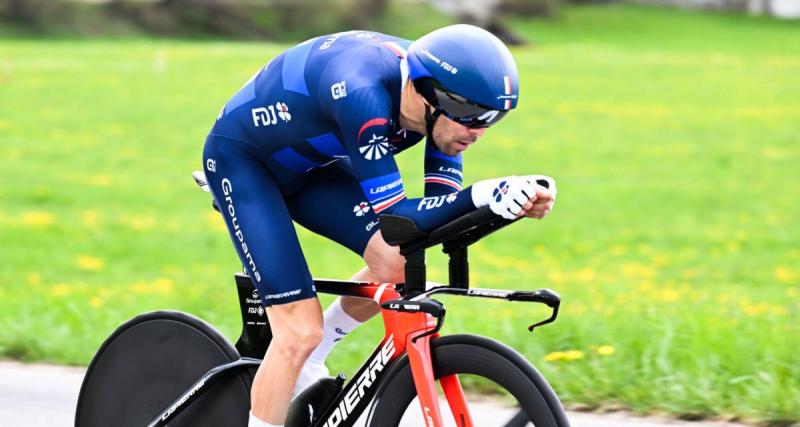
380, 296, 473, 427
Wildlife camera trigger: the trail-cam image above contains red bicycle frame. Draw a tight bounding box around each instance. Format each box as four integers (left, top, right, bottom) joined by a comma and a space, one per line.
312, 279, 472, 427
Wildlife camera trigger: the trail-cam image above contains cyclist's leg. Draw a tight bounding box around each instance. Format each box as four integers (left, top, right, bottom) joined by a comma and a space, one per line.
203, 135, 323, 425
286, 161, 405, 382
286, 160, 406, 313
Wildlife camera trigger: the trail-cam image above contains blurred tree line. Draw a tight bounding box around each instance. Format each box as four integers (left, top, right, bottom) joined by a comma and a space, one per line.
0, 0, 605, 40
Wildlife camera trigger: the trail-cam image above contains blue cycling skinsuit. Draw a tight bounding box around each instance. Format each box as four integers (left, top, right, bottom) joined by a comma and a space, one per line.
203, 31, 478, 306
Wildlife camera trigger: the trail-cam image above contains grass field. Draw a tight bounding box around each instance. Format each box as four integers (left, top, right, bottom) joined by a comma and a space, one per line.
1, 4, 799, 425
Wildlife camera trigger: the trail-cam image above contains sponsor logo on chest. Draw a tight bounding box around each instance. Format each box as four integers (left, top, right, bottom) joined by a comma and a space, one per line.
251, 102, 291, 127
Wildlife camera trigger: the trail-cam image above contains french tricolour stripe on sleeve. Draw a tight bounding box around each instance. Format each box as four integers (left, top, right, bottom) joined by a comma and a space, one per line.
372, 192, 406, 213
360, 172, 406, 213
424, 173, 462, 191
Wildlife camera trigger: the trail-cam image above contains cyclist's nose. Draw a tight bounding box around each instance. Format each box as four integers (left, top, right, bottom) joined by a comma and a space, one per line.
470, 128, 487, 138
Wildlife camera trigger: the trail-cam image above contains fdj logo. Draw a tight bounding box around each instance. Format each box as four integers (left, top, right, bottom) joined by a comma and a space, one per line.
252, 102, 291, 127
252, 107, 276, 127
493, 181, 509, 202
331, 81, 347, 100
417, 193, 458, 211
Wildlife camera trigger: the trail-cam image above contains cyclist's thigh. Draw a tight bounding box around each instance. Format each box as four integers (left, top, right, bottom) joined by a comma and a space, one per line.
286, 160, 380, 257
203, 134, 315, 306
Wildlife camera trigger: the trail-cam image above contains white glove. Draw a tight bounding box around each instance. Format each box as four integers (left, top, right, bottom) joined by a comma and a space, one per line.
521, 175, 557, 198
471, 176, 538, 220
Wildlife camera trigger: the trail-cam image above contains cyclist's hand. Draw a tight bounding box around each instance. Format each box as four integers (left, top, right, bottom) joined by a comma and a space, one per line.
472, 176, 538, 220
520, 175, 556, 219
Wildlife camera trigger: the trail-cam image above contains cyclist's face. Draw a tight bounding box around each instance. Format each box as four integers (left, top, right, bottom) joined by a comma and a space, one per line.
432, 115, 487, 156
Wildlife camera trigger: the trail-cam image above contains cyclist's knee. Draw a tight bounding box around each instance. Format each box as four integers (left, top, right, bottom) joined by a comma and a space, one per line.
363, 232, 404, 283
267, 298, 324, 361
271, 322, 323, 361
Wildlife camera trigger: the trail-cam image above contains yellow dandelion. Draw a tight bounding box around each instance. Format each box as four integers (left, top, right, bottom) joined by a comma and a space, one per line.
658, 288, 680, 303
610, 244, 626, 256
27, 273, 42, 285
545, 350, 584, 362
6, 148, 22, 160
771, 306, 788, 317
651, 254, 669, 267
595, 345, 615, 356
120, 214, 156, 231
726, 241, 740, 253
774, 267, 794, 284
547, 269, 565, 284
131, 278, 174, 295
89, 297, 104, 308
620, 263, 656, 280
21, 211, 55, 228
574, 268, 596, 283
77, 255, 105, 272
638, 280, 655, 292
151, 278, 174, 294
207, 211, 226, 231
51, 283, 74, 297
131, 281, 149, 294
787, 287, 798, 298
87, 174, 114, 187
82, 210, 101, 228
740, 302, 769, 317
544, 351, 566, 362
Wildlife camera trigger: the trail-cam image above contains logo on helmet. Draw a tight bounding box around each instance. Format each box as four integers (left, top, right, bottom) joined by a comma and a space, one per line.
420, 49, 458, 74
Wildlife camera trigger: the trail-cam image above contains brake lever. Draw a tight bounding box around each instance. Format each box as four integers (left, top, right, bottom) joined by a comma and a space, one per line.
528, 305, 559, 332
524, 289, 561, 332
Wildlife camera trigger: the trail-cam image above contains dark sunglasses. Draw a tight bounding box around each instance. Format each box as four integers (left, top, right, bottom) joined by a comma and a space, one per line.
413, 78, 509, 129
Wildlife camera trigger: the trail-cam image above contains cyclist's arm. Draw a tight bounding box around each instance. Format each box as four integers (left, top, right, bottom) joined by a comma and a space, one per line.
330, 85, 476, 232
423, 138, 463, 197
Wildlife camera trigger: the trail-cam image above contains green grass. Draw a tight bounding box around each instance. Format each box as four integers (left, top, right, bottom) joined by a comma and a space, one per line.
1, 4, 799, 425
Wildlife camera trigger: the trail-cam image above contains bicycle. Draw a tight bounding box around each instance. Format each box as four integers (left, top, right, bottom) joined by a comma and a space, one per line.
75, 175, 569, 427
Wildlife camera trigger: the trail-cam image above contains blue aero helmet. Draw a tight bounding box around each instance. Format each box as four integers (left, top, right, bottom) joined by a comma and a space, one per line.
406, 24, 520, 130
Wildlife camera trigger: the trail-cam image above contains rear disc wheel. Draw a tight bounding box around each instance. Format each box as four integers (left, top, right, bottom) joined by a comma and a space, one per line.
75, 311, 254, 427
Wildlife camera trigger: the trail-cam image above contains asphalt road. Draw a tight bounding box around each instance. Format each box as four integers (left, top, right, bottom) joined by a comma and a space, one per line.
0, 361, 748, 427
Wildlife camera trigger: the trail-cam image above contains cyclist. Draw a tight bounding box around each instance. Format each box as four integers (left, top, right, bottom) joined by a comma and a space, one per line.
202, 24, 556, 427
